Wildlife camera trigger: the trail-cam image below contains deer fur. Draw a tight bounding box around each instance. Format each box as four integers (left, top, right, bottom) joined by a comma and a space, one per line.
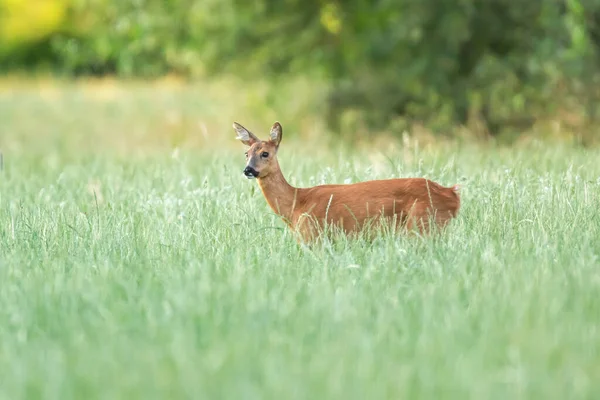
234, 121, 461, 243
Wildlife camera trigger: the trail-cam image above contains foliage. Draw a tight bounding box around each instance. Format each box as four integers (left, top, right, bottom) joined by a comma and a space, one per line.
0, 0, 68, 57
2, 0, 600, 139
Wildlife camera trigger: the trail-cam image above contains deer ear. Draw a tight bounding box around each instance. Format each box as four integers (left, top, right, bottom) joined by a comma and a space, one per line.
233, 122, 259, 146
270, 121, 282, 147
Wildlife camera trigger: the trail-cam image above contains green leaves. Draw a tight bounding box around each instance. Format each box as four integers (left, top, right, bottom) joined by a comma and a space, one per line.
3, 0, 600, 142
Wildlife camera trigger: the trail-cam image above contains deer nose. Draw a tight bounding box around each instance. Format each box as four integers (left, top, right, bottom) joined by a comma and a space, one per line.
244, 166, 258, 178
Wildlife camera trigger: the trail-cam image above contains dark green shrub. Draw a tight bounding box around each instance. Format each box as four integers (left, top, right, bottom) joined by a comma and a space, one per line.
3, 0, 600, 140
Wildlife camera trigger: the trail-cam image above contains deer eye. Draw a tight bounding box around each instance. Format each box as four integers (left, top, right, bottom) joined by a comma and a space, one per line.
261, 152, 269, 158
244, 152, 248, 158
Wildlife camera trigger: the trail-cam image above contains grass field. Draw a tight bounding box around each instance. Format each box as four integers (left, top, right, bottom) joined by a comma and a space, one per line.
1, 79, 600, 399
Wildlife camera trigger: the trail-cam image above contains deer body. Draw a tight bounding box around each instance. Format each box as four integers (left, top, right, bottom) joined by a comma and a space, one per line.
234, 121, 460, 243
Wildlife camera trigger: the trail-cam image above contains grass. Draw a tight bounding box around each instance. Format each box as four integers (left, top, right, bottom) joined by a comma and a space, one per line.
1, 78, 600, 399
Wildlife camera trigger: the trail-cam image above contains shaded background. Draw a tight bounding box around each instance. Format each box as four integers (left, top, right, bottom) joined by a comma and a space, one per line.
2, 0, 600, 145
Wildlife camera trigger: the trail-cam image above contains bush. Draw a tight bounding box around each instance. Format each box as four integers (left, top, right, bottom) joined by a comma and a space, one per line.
320, 0, 600, 138
2, 0, 600, 140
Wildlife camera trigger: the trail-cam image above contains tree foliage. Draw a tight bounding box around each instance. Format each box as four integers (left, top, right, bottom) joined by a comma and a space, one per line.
2, 0, 600, 138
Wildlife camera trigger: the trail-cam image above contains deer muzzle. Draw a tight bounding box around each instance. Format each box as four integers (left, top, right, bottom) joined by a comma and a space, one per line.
243, 166, 259, 179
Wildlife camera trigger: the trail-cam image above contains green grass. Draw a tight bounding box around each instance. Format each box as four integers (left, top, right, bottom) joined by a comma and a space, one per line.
1, 79, 600, 399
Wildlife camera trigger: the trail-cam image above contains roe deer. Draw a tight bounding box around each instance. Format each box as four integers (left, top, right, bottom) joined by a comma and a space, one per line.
233, 121, 460, 243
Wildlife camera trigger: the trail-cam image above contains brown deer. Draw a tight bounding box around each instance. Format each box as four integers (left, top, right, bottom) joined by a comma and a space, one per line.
233, 121, 460, 243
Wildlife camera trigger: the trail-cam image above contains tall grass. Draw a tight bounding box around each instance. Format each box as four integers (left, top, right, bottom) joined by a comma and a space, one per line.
1, 79, 599, 399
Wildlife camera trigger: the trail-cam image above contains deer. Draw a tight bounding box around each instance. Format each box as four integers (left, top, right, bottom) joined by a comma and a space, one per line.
233, 121, 461, 243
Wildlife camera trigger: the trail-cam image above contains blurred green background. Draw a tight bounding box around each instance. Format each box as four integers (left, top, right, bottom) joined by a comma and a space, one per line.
2, 0, 600, 144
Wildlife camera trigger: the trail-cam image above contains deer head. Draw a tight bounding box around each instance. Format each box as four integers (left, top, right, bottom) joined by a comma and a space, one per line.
233, 121, 283, 179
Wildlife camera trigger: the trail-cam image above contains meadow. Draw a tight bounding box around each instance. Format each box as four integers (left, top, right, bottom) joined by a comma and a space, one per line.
1, 78, 599, 399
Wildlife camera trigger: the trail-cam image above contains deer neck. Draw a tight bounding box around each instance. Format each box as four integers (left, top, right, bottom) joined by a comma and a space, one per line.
257, 160, 298, 222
